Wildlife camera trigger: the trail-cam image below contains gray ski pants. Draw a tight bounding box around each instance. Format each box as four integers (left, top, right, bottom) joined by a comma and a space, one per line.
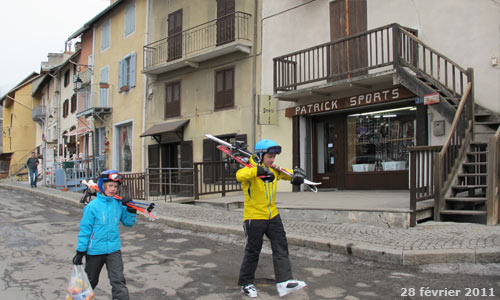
85, 250, 130, 300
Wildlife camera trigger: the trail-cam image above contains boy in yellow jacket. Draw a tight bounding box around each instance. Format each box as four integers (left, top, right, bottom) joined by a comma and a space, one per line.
236, 139, 306, 298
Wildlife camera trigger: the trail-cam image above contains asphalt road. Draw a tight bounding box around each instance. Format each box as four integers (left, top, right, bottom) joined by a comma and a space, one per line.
1, 188, 500, 299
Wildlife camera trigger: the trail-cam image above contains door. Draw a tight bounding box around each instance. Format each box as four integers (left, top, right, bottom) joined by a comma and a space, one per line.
179, 141, 193, 197
313, 117, 344, 188
161, 143, 179, 195
329, 0, 367, 79
168, 9, 182, 61
148, 144, 160, 196
216, 0, 235, 45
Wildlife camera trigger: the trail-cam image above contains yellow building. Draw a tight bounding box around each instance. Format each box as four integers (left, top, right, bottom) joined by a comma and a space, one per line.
0, 73, 41, 175
69, 0, 147, 173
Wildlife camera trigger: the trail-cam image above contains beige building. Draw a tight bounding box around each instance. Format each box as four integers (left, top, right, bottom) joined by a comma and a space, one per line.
142, 0, 262, 186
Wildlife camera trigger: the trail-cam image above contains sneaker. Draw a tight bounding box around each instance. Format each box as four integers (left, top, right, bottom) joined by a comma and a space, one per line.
276, 280, 306, 297
240, 284, 258, 298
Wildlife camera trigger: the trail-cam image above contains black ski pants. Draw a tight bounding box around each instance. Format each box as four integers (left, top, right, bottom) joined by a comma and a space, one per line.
238, 214, 293, 286
85, 250, 130, 300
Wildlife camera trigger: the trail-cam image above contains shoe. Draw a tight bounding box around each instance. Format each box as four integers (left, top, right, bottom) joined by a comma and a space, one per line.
240, 284, 258, 298
276, 280, 306, 297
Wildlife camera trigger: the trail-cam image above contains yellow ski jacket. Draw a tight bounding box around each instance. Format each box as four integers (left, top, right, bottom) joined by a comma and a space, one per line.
236, 157, 292, 221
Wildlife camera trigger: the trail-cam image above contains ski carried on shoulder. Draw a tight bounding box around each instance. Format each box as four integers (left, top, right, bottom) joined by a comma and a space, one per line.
82, 180, 157, 220
205, 134, 321, 192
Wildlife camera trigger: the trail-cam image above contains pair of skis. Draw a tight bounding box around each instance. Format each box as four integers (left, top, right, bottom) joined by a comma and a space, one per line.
82, 180, 157, 220
205, 134, 321, 192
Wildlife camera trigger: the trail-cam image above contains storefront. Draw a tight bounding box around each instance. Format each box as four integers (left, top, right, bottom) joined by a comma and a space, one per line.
286, 85, 426, 190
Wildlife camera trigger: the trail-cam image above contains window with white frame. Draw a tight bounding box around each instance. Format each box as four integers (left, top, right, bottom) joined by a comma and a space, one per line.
117, 123, 133, 172
124, 1, 136, 37
118, 52, 136, 92
101, 19, 111, 51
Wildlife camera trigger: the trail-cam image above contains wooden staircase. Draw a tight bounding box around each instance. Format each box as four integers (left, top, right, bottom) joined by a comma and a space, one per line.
440, 142, 489, 222
398, 26, 500, 225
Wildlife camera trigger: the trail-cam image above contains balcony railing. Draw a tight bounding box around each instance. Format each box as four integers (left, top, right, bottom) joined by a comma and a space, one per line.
143, 11, 251, 72
274, 24, 418, 93
76, 83, 113, 118
32, 105, 46, 122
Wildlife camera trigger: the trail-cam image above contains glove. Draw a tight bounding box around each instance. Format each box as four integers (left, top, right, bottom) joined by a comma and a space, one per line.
126, 206, 137, 214
257, 166, 275, 182
121, 197, 132, 206
291, 167, 305, 185
72, 251, 86, 265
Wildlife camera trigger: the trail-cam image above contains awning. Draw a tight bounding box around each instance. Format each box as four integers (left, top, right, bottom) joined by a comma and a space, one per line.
64, 127, 91, 136
140, 119, 189, 137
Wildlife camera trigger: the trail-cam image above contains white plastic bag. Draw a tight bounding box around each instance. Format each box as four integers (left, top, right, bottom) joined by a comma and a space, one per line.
65, 265, 95, 300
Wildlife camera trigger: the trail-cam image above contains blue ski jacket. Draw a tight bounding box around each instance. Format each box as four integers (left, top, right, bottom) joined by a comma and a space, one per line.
76, 192, 136, 255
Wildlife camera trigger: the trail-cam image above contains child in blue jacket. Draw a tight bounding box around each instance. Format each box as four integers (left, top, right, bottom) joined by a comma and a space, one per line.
72, 170, 137, 300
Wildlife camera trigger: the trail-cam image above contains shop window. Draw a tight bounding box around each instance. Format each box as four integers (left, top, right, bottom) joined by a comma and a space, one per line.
117, 123, 133, 172
346, 106, 416, 172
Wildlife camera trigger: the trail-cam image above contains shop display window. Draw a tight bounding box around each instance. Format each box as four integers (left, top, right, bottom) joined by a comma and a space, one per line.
347, 106, 416, 172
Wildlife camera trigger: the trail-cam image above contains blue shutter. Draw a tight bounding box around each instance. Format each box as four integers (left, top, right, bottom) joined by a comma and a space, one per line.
130, 52, 136, 88
118, 60, 123, 92
100, 67, 109, 106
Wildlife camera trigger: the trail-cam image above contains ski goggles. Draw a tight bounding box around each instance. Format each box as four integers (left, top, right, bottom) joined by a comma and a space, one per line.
100, 173, 124, 183
265, 146, 282, 155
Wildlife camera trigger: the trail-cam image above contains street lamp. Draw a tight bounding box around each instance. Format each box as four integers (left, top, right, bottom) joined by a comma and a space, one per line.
73, 75, 83, 92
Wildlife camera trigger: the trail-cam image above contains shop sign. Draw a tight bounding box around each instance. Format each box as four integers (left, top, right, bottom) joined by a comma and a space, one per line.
424, 92, 440, 105
285, 86, 414, 117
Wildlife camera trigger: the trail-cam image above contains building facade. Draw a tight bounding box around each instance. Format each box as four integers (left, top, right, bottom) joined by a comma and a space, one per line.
264, 0, 500, 191
142, 0, 260, 190
70, 0, 147, 174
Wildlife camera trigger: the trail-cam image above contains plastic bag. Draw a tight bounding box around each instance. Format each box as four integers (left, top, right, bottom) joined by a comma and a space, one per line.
65, 265, 95, 300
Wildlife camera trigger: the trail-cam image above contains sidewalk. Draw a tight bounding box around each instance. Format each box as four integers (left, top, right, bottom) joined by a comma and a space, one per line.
1, 181, 500, 265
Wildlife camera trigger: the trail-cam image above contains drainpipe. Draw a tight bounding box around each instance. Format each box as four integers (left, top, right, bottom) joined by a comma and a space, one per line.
251, 0, 258, 150
142, 0, 152, 172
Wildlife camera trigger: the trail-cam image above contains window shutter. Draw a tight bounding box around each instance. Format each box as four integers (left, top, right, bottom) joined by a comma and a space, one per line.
214, 71, 224, 110
100, 67, 109, 106
225, 69, 234, 107
130, 52, 136, 88
203, 139, 213, 162
118, 60, 123, 91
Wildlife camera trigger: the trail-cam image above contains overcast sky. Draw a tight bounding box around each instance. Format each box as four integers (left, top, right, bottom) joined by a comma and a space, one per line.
0, 0, 111, 96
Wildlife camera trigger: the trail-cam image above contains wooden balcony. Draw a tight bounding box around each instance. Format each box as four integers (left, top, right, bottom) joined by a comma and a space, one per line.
273, 23, 421, 100
143, 11, 252, 75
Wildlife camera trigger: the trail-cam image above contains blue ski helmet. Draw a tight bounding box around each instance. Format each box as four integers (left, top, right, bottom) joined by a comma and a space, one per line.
255, 139, 282, 155
97, 170, 123, 193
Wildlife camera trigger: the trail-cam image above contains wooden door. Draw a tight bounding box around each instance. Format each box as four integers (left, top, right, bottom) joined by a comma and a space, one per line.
329, 0, 367, 79
216, 0, 235, 45
168, 9, 182, 61
148, 144, 160, 196
179, 141, 193, 197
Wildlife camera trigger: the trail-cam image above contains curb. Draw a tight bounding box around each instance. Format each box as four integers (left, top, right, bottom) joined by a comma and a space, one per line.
1, 183, 499, 265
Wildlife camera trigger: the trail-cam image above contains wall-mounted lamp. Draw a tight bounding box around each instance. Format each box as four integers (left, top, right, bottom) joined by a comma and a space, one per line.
74, 75, 83, 92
